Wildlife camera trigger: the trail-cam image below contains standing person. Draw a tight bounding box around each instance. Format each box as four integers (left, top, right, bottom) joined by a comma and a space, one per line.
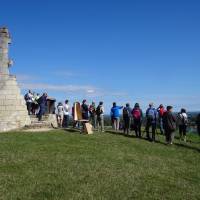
157, 104, 166, 135
132, 103, 143, 138
57, 102, 64, 127
96, 101, 105, 133
81, 100, 89, 120
89, 102, 97, 129
37, 93, 48, 121
110, 102, 123, 131
177, 108, 188, 142
24, 90, 33, 115
196, 113, 200, 136
163, 106, 176, 145
145, 103, 157, 142
63, 100, 70, 128
123, 103, 132, 135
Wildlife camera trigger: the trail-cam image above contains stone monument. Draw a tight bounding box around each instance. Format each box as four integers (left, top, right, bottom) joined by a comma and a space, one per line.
0, 27, 31, 132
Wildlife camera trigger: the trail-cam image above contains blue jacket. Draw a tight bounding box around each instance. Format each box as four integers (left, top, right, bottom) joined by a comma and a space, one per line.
111, 106, 123, 118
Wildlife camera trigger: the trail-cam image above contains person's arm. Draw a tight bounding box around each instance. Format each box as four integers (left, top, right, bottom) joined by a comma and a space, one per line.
172, 113, 176, 122
102, 107, 105, 114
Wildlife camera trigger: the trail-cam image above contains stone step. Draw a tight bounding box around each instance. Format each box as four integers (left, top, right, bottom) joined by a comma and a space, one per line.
25, 121, 52, 129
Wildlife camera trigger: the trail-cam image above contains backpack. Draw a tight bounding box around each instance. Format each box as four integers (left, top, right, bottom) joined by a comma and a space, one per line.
123, 107, 129, 117
179, 113, 188, 125
132, 109, 141, 120
147, 108, 156, 121
96, 105, 103, 116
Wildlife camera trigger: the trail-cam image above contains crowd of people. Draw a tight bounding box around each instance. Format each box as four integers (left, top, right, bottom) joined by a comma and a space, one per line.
24, 90, 48, 121
55, 100, 105, 133
111, 102, 192, 144
24, 90, 200, 145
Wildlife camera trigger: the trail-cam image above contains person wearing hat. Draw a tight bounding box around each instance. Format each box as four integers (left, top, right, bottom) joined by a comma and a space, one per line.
132, 103, 143, 138
163, 106, 176, 145
157, 104, 166, 135
145, 103, 158, 142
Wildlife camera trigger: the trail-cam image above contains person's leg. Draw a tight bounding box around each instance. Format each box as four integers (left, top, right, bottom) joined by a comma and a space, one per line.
66, 115, 70, 128
179, 125, 182, 140
124, 117, 129, 134
38, 105, 42, 121
27, 102, 31, 115
94, 115, 97, 129
138, 121, 142, 138
165, 130, 169, 144
117, 117, 120, 131
63, 115, 66, 127
134, 120, 138, 137
123, 117, 126, 134
183, 125, 187, 142
160, 119, 164, 134
127, 117, 130, 134
198, 125, 200, 136
113, 118, 117, 130
169, 131, 174, 144
101, 115, 104, 132
146, 120, 150, 140
152, 123, 156, 142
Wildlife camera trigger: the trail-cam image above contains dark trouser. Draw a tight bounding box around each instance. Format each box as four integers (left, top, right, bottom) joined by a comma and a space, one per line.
134, 119, 142, 137
82, 113, 89, 120
165, 129, 175, 144
146, 120, 156, 141
26, 102, 32, 115
179, 125, 187, 138
159, 118, 164, 134
123, 116, 130, 134
38, 105, 45, 121
63, 115, 70, 128
198, 125, 200, 136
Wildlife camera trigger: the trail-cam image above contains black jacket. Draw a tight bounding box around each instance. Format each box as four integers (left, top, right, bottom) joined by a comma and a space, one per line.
163, 111, 176, 131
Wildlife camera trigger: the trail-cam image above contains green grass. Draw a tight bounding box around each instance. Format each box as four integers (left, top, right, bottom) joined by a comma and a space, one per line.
0, 130, 200, 200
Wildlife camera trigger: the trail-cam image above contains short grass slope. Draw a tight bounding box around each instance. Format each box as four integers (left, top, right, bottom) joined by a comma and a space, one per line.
0, 130, 199, 200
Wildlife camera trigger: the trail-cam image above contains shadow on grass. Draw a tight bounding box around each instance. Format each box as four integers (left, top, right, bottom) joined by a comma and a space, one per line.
106, 130, 200, 153
106, 130, 151, 142
174, 143, 200, 153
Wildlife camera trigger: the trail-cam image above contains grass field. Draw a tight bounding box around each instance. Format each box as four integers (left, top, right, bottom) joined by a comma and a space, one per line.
0, 129, 200, 200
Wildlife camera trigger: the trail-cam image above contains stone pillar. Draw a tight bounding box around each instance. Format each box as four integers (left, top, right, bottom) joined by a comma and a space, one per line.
0, 27, 12, 76
0, 27, 31, 132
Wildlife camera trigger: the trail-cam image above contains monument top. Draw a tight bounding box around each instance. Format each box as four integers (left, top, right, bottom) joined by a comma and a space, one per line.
0, 27, 12, 76
0, 27, 11, 41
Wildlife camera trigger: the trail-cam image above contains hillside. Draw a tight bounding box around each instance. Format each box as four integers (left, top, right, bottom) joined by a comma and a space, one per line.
0, 130, 199, 200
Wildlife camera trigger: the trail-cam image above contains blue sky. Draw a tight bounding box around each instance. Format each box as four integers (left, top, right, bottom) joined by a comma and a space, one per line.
1, 0, 200, 112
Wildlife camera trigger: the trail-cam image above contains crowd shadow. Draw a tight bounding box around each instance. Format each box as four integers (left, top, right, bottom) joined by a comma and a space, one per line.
106, 129, 200, 153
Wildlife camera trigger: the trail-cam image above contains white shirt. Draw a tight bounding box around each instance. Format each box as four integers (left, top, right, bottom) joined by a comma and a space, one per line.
63, 104, 70, 115
57, 105, 64, 115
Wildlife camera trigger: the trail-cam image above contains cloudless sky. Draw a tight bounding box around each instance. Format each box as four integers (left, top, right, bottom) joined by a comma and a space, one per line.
1, 0, 200, 112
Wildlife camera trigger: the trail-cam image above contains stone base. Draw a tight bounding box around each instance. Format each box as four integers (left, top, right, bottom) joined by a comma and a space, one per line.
0, 75, 31, 132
